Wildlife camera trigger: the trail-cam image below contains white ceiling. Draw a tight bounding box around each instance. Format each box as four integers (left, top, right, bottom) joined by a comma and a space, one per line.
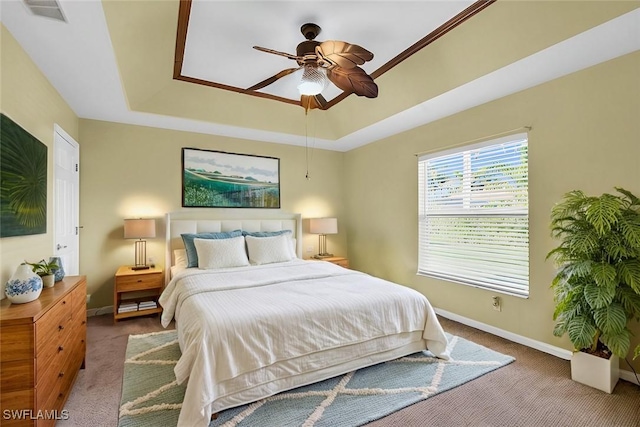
181, 1, 474, 102
1, 1, 639, 152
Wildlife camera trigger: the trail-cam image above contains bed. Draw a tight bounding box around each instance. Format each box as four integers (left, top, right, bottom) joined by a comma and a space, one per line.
159, 210, 449, 426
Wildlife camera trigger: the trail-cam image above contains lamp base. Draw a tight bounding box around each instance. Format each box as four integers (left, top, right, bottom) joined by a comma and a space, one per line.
131, 265, 150, 271
312, 253, 334, 259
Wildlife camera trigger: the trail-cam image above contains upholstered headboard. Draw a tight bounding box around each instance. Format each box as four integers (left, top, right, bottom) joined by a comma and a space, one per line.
164, 209, 302, 285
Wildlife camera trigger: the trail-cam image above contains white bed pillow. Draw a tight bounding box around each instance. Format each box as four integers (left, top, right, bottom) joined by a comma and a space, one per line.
170, 264, 187, 280
290, 237, 297, 258
174, 249, 188, 269
245, 234, 294, 265
194, 236, 249, 269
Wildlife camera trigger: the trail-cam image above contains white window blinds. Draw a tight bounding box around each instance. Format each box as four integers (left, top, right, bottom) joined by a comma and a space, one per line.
418, 133, 529, 297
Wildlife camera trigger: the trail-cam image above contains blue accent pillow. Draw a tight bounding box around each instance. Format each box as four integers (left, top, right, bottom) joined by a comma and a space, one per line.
241, 230, 292, 237
181, 230, 243, 268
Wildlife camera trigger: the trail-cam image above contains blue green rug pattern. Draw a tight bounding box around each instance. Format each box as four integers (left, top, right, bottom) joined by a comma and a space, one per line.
118, 330, 514, 427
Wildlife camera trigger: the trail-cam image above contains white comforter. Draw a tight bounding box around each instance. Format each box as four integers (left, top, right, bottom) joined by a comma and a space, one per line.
159, 259, 448, 426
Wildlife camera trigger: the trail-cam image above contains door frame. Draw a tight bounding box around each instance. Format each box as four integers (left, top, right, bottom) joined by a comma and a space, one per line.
53, 123, 80, 275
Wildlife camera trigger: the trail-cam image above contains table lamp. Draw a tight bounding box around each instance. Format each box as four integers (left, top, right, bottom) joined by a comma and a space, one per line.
309, 218, 338, 259
124, 218, 156, 270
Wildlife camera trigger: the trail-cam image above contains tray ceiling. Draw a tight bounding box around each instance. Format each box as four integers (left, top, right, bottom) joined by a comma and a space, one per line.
174, 0, 485, 109
1, 1, 638, 151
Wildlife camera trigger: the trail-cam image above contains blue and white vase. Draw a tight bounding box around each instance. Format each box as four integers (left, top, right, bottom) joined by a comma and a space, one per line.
5, 263, 43, 304
50, 256, 65, 282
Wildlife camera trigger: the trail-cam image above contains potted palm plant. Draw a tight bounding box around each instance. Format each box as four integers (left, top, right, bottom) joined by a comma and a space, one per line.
27, 259, 59, 288
547, 187, 640, 393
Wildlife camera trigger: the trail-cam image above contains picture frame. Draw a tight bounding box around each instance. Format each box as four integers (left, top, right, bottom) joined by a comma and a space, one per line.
182, 148, 280, 208
0, 114, 47, 237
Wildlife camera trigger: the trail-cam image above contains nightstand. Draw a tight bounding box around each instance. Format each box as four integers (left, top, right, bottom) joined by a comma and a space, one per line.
310, 256, 349, 268
114, 266, 163, 323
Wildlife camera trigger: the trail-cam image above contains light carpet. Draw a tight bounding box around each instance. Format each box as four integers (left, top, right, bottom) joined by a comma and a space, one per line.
118, 330, 514, 427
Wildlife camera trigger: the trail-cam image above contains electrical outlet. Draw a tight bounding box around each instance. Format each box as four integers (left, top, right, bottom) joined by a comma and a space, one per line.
86, 294, 91, 304
492, 296, 501, 312
306, 246, 314, 253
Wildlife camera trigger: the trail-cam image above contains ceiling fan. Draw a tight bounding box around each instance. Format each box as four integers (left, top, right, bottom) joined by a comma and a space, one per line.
246, 23, 379, 110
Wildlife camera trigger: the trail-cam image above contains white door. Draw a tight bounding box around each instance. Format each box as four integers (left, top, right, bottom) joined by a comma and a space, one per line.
53, 125, 79, 275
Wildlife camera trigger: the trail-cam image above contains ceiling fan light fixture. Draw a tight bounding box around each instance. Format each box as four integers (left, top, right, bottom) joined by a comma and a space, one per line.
297, 64, 327, 96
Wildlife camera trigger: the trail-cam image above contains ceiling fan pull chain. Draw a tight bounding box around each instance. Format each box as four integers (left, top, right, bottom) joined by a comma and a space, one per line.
305, 107, 311, 180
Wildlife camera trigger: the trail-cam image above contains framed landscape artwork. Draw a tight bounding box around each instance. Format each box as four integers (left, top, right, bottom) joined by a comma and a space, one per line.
0, 114, 47, 237
182, 148, 280, 208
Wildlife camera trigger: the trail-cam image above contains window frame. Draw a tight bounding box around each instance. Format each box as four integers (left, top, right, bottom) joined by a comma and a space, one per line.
417, 133, 529, 298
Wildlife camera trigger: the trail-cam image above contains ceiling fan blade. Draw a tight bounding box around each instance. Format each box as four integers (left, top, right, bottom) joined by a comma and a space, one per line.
253, 46, 301, 61
300, 93, 328, 111
316, 41, 374, 69
327, 66, 378, 98
245, 67, 300, 92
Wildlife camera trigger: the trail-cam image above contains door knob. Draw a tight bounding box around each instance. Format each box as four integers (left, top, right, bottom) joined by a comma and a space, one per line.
57, 244, 68, 250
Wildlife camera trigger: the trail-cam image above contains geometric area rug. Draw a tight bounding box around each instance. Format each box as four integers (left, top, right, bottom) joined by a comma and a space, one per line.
118, 330, 514, 427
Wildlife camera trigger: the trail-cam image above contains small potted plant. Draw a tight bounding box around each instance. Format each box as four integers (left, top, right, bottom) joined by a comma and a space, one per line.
547, 187, 640, 393
27, 259, 59, 288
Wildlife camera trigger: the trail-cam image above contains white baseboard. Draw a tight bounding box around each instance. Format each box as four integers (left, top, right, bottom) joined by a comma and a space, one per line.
87, 305, 114, 317
434, 308, 639, 386
619, 364, 640, 386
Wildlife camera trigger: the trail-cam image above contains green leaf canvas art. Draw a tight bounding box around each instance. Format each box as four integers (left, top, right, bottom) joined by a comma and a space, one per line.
0, 114, 47, 237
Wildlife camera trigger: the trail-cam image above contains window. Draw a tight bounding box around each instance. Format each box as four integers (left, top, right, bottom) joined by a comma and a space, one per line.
418, 133, 529, 297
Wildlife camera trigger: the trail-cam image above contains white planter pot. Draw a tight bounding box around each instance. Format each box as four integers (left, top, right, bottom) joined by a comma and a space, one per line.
571, 350, 619, 393
42, 274, 55, 288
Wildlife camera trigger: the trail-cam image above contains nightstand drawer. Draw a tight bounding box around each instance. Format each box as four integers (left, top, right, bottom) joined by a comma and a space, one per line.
334, 259, 349, 268
116, 273, 162, 292
308, 257, 349, 269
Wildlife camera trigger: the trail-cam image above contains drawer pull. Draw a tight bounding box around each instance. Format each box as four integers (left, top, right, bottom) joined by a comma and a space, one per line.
58, 325, 64, 331
82, 320, 87, 325
58, 346, 64, 352
58, 393, 64, 399
62, 300, 67, 305
137, 279, 142, 282
58, 372, 64, 378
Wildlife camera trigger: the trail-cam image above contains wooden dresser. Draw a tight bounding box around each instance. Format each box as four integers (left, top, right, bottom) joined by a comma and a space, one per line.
0, 276, 86, 426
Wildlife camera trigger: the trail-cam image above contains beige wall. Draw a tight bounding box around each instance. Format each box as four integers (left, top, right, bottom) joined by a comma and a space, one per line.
344, 51, 640, 371
0, 25, 80, 291
3, 15, 640, 373
78, 120, 346, 308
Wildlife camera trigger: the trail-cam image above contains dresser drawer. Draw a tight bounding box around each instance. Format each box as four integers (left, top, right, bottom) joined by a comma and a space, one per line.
37, 342, 82, 415
71, 278, 87, 349
1, 324, 34, 362
70, 279, 86, 316
36, 355, 66, 407
0, 389, 35, 427
35, 297, 72, 355
1, 359, 34, 392
68, 312, 87, 362
36, 330, 73, 384
116, 273, 162, 292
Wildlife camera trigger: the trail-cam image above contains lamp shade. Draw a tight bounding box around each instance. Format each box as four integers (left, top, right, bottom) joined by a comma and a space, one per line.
124, 218, 156, 239
309, 218, 338, 235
